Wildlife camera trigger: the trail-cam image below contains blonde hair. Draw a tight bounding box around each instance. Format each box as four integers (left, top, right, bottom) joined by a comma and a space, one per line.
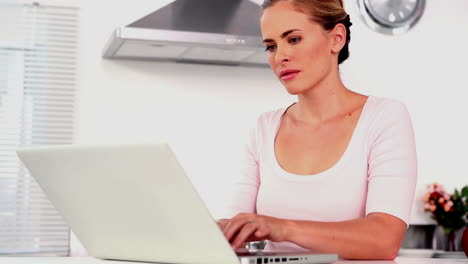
261, 0, 352, 64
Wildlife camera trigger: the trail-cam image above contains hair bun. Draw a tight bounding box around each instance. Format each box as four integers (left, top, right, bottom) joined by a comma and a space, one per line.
340, 15, 352, 28
338, 14, 352, 64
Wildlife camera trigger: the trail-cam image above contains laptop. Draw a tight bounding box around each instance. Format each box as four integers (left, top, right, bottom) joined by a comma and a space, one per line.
16, 143, 338, 264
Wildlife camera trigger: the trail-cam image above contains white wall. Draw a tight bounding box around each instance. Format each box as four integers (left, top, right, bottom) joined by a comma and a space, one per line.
341, 0, 468, 223
77, 0, 468, 223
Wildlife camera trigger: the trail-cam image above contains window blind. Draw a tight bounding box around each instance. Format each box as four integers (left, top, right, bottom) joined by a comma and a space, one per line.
0, 1, 78, 255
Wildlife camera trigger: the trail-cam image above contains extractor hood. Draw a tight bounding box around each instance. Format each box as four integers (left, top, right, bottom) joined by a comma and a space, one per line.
102, 0, 268, 67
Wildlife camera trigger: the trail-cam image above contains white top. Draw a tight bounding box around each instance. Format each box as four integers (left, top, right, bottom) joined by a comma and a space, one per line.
226, 96, 418, 251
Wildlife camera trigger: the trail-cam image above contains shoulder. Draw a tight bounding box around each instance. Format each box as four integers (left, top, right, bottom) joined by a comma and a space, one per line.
247, 105, 291, 148
365, 96, 415, 144
254, 105, 291, 131
367, 96, 409, 116
258, 107, 286, 125
365, 96, 412, 129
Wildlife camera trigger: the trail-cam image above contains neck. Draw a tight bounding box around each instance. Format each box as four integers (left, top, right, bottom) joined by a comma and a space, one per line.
293, 70, 356, 124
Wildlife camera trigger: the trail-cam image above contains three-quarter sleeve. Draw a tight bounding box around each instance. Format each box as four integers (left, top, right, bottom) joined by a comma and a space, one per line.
365, 100, 418, 226
224, 124, 261, 218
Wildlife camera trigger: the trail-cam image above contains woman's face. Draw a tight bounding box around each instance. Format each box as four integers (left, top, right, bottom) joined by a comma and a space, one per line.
260, 1, 339, 95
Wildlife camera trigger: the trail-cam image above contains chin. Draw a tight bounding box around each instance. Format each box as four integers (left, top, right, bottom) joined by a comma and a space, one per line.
283, 83, 308, 95
285, 89, 302, 95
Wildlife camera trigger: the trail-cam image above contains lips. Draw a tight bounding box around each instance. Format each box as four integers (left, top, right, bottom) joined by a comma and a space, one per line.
279, 69, 300, 81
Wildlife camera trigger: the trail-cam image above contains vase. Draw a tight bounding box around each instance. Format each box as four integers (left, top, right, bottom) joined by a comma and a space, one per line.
433, 225, 464, 252
462, 227, 468, 258
446, 230, 457, 252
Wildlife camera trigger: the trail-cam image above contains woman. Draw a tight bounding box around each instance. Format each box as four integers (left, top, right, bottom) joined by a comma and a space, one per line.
218, 0, 417, 260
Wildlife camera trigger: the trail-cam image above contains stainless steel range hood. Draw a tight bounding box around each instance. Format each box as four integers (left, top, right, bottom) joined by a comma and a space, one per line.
102, 0, 268, 67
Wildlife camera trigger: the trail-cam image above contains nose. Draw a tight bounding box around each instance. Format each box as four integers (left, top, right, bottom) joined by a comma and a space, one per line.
275, 46, 290, 64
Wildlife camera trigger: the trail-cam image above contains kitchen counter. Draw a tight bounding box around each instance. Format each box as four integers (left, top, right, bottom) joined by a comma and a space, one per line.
0, 257, 466, 264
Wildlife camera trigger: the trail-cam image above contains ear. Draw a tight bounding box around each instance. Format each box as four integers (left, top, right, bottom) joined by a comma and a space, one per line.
330, 23, 346, 54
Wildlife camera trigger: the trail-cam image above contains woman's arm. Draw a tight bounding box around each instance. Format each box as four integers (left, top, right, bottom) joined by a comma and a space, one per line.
221, 212, 406, 260
285, 212, 406, 259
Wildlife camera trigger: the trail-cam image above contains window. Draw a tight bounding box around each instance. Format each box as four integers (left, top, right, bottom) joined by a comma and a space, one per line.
0, 0, 78, 255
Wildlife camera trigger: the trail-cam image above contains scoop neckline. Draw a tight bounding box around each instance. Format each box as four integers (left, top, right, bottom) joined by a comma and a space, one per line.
270, 95, 373, 181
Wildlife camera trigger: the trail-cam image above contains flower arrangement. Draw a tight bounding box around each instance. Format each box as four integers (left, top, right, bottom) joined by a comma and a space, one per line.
423, 183, 468, 251
423, 183, 468, 233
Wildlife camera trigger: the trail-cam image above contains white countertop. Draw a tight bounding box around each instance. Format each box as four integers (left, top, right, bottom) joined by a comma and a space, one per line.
0, 257, 466, 264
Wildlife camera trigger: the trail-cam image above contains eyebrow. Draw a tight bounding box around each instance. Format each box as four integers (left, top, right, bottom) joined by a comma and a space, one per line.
263, 29, 302, 43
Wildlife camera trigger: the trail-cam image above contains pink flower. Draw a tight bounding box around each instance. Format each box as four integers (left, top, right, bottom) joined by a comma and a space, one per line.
422, 193, 430, 202
438, 197, 445, 204
429, 204, 437, 212
427, 184, 435, 193
428, 183, 445, 193
423, 203, 430, 211
444, 201, 454, 212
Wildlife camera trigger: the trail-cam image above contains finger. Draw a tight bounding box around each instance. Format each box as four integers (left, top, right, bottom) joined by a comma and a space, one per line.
217, 219, 228, 224
255, 225, 270, 238
231, 222, 259, 251
224, 217, 256, 242
217, 219, 229, 230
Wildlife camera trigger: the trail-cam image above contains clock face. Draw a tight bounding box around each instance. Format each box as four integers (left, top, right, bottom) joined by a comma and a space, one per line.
356, 0, 425, 35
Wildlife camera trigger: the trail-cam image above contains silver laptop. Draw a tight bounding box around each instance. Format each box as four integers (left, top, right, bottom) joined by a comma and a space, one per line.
16, 143, 338, 264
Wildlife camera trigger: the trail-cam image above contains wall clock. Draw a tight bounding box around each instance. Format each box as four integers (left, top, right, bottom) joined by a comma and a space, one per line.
356, 0, 425, 35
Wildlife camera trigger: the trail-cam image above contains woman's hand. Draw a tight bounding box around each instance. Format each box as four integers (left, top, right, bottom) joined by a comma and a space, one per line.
217, 213, 288, 251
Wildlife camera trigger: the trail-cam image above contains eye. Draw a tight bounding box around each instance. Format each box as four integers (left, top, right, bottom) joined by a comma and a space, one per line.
264, 44, 276, 52
289, 36, 301, 44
